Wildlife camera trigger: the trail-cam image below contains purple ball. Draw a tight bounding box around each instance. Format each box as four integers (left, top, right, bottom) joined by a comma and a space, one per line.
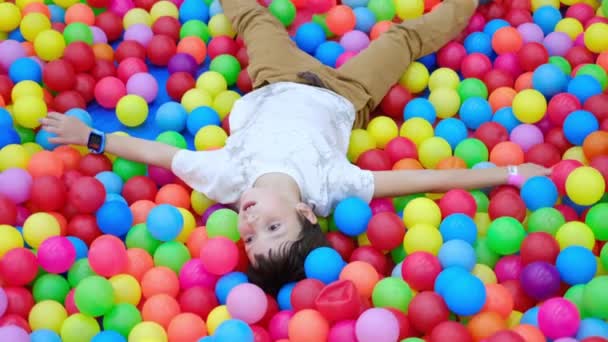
0, 287, 7, 317
0, 40, 26, 69
543, 32, 573, 57
148, 165, 176, 187
167, 53, 198, 76
126, 72, 158, 103
517, 23, 545, 44
124, 23, 154, 47
0, 326, 29, 342
202, 203, 227, 225
329, 320, 357, 342
0, 168, 32, 204
91, 26, 108, 44
510, 124, 544, 152
520, 261, 561, 300
340, 30, 370, 53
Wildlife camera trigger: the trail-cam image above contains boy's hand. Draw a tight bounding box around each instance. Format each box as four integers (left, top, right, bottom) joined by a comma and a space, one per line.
40, 112, 92, 146
517, 163, 553, 182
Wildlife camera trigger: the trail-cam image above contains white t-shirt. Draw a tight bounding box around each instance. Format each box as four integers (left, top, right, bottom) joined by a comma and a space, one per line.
171, 82, 375, 217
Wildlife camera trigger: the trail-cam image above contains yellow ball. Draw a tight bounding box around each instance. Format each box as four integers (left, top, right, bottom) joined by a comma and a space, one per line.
347, 128, 376, 162
109, 274, 141, 306
61, 314, 100, 342
116, 95, 148, 127
357, 233, 372, 247
23, 212, 60, 249
399, 117, 434, 146
0, 32, 7, 40
403, 223, 443, 255
29, 300, 67, 333
22, 142, 43, 156
418, 136, 452, 169
532, 0, 560, 10
12, 80, 43, 102
0, 225, 24, 258
123, 8, 152, 28
150, 1, 179, 21
403, 197, 442, 228
399, 62, 429, 94
596, 256, 607, 276
13, 96, 47, 129
395, 0, 424, 20
565, 166, 605, 205
560, 0, 583, 5
555, 221, 595, 250
208, 14, 236, 38
53, 0, 79, 9
472, 264, 497, 284
129, 322, 167, 342
366, 116, 398, 149
584, 23, 608, 53
194, 125, 228, 150
34, 29, 66, 61
20, 12, 50, 42
474, 212, 491, 236
176, 207, 195, 242
563, 146, 588, 165
181, 88, 213, 112
429, 88, 461, 119
191, 190, 214, 215
512, 89, 547, 124
428, 68, 460, 91
207, 305, 231, 334
0, 3, 21, 32
507, 311, 523, 328
0, 144, 30, 170
213, 90, 240, 120
196, 71, 228, 98
555, 17, 584, 40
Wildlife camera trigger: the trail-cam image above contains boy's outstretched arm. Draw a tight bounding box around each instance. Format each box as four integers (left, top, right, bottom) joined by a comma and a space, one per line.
371, 164, 552, 198
40, 113, 179, 170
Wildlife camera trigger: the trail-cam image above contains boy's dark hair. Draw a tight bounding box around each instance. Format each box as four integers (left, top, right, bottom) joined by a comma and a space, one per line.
246, 214, 330, 296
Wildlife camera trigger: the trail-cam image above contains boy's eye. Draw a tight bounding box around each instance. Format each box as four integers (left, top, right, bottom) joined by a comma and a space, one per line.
269, 224, 280, 231
244, 236, 253, 244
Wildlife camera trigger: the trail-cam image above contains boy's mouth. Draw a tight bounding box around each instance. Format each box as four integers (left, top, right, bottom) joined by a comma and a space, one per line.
241, 201, 256, 212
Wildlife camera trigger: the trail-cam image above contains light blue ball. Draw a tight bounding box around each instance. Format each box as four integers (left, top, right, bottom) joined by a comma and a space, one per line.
187, 106, 221, 135
556, 246, 597, 285
464, 32, 493, 56
442, 274, 486, 316
492, 107, 521, 133
434, 266, 470, 296
35, 129, 59, 150
179, 0, 210, 23
533, 6, 562, 35
563, 109, 599, 145
95, 171, 124, 194
460, 97, 493, 130
67, 236, 88, 260
568, 75, 603, 103
48, 5, 65, 23
215, 272, 248, 304
9, 57, 42, 83
0, 108, 13, 128
146, 204, 184, 241
198, 337, 216, 342
520, 176, 558, 211
96, 200, 134, 236
91, 331, 127, 342
439, 213, 477, 245
295, 23, 326, 54
438, 240, 477, 271
65, 108, 93, 127
520, 306, 540, 327
156, 102, 188, 132
277, 282, 296, 310
31, 329, 62, 342
434, 118, 468, 150
214, 319, 254, 342
353, 7, 375, 33
342, 0, 368, 7
484, 18, 511, 36
392, 262, 403, 278
209, 0, 223, 17
333, 197, 372, 236
403, 98, 436, 124
304, 247, 346, 284
315, 41, 345, 67
532, 63, 568, 97
472, 161, 496, 169
576, 318, 608, 340
105, 193, 128, 204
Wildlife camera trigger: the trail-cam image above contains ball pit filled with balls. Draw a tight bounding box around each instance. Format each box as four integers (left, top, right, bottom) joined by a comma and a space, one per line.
1, 0, 608, 341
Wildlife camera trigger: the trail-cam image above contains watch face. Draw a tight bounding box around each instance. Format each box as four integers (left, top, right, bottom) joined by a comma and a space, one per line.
88, 133, 102, 150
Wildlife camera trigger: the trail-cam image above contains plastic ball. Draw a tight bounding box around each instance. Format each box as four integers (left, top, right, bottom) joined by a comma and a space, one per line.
520, 261, 561, 300
566, 166, 605, 206
564, 110, 599, 145
538, 298, 580, 339
194, 125, 227, 150
200, 237, 238, 275
96, 200, 133, 236
355, 308, 399, 342
128, 321, 168, 342
403, 223, 443, 256
146, 204, 183, 242
366, 212, 405, 251
334, 197, 372, 237
400, 62, 430, 94
586, 203, 608, 241
88, 235, 128, 277
487, 217, 526, 255
37, 236, 76, 274
556, 246, 597, 285
584, 23, 608, 53
520, 176, 558, 211
94, 77, 126, 109
304, 247, 346, 284
438, 239, 476, 271
512, 89, 547, 124
568, 75, 603, 103
443, 274, 487, 316
116, 94, 148, 127
458, 78, 488, 101
418, 137, 452, 169
74, 275, 114, 317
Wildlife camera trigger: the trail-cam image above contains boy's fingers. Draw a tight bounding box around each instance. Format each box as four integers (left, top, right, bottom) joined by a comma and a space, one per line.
39, 118, 56, 126
48, 137, 67, 145
43, 126, 61, 135
47, 112, 63, 120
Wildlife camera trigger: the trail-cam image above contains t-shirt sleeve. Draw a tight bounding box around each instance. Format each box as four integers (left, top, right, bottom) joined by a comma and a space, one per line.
171, 148, 233, 198
324, 160, 375, 215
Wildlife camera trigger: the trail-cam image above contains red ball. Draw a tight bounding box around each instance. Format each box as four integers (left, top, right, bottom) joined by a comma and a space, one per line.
290, 279, 324, 311
401, 251, 442, 291
62, 169, 83, 189
437, 42, 467, 71
3, 287, 35, 319
0, 195, 17, 225
236, 47, 249, 68
474, 122, 509, 151
78, 154, 112, 176
29, 175, 67, 212
207, 36, 239, 59
551, 159, 583, 195
152, 16, 181, 42
488, 190, 526, 222
0, 248, 38, 286
117, 57, 148, 83
547, 93, 581, 126
505, 8, 533, 26
0, 75, 13, 104
590, 155, 608, 189
565, 46, 595, 68
122, 176, 158, 204
315, 280, 361, 322
582, 338, 608, 342
555, 203, 579, 222
501, 279, 535, 313
585, 16, 608, 28
349, 246, 390, 276
0, 313, 30, 332
147, 35, 177, 66
236, 69, 252, 93
525, 143, 561, 167
367, 212, 405, 251
90, 59, 117, 80
461, 53, 492, 79
407, 291, 450, 334
115, 40, 146, 62
487, 330, 525, 342
178, 286, 218, 319
517, 42, 549, 72
134, 0, 155, 10
429, 321, 473, 342
259, 295, 279, 328
545, 127, 572, 154
379, 84, 412, 120
95, 12, 123, 42
66, 214, 101, 246
386, 308, 416, 340
356, 149, 392, 171
483, 69, 515, 93
166, 72, 195, 101
326, 232, 356, 261
94, 76, 126, 109
67, 176, 106, 214
385, 137, 418, 164
63, 42, 96, 73
439, 189, 477, 218
52, 90, 86, 112
43, 59, 76, 92
520, 232, 560, 265
584, 94, 608, 122
251, 325, 271, 342
74, 73, 96, 103
87, 0, 109, 8
566, 3, 595, 23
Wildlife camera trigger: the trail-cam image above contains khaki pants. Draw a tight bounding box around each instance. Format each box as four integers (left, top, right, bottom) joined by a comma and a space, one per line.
220, 0, 476, 129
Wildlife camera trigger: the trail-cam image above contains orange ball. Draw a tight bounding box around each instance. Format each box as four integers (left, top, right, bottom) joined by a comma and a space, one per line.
53, 145, 82, 171
489, 87, 517, 112
125, 248, 154, 282
186, 227, 208, 258
93, 43, 114, 61
22, 3, 51, 18
481, 283, 513, 319
370, 21, 393, 40
492, 27, 523, 54
156, 184, 191, 209
597, 51, 608, 72
167, 313, 208, 342
339, 261, 380, 298
27, 151, 64, 178
583, 130, 608, 161
467, 311, 507, 342
48, 211, 67, 236
512, 324, 545, 342
393, 158, 424, 170
22, 42, 35, 56
424, 0, 440, 11
326, 5, 356, 35
65, 3, 95, 25
177, 37, 207, 64
142, 294, 181, 329
141, 266, 180, 299
514, 72, 533, 92
0, 97, 5, 107
490, 142, 524, 166
130, 200, 156, 224
436, 156, 467, 169
288, 309, 329, 342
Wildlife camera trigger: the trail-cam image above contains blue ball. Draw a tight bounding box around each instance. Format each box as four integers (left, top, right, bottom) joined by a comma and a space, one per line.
439, 213, 478, 245
92, 331, 127, 342
147, 204, 184, 241
198, 337, 216, 342
8, 29, 24, 42
460, 97, 493, 130
472, 161, 496, 169
434, 118, 468, 150
483, 19, 510, 36
9, 57, 42, 83
568, 75, 603, 103
215, 272, 248, 304
443, 274, 486, 316
520, 306, 540, 326
403, 98, 436, 124
314, 41, 345, 67
35, 129, 58, 150
67, 236, 89, 260
304, 247, 346, 284
353, 7, 375, 33
48, 5, 65, 23
277, 282, 296, 310
209, 0, 223, 17
532, 63, 568, 97
156, 101, 188, 132
342, 0, 368, 7
179, 0, 209, 23
464, 32, 493, 56
556, 246, 597, 285
96, 200, 134, 236
187, 106, 221, 135
65, 108, 93, 127
520, 176, 558, 211
533, 6, 562, 35
95, 171, 124, 194
105, 193, 128, 204
392, 262, 403, 278
0, 128, 21, 148
333, 197, 372, 236
214, 319, 254, 342
417, 53, 437, 70
562, 196, 589, 215
492, 107, 521, 133
31, 329, 62, 342
295, 23, 326, 55
576, 318, 608, 340
0, 108, 13, 128
434, 266, 470, 296
438, 239, 476, 271
563, 109, 599, 145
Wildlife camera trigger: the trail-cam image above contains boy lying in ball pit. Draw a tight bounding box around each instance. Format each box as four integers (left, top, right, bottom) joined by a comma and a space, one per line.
41, 0, 550, 295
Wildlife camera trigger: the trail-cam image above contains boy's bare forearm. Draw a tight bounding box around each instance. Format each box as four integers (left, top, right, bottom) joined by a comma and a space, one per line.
104, 134, 179, 170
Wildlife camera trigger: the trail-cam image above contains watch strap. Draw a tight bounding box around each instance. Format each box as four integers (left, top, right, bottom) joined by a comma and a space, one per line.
507, 165, 524, 188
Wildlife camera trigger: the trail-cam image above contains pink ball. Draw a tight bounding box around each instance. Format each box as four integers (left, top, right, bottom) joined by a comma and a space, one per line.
461, 53, 492, 81
199, 237, 239, 275
126, 72, 158, 103
37, 236, 76, 274
495, 255, 523, 282
178, 259, 218, 289
356, 308, 399, 342
124, 24, 154, 47
0, 325, 29, 342
268, 310, 294, 341
554, 338, 578, 342
543, 32, 573, 57
65, 289, 79, 315
370, 198, 394, 215
0, 288, 6, 317
88, 235, 128, 277
538, 298, 580, 340
466, 13, 486, 33
340, 30, 370, 53
336, 51, 357, 68
226, 283, 268, 324
15, 206, 30, 227
0, 168, 32, 204
437, 42, 466, 71
109, 0, 135, 16
147, 165, 176, 186
328, 320, 357, 342
517, 23, 544, 43
0, 40, 26, 70
94, 76, 126, 109
566, 3, 595, 23
91, 26, 108, 44
574, 33, 585, 47
493, 53, 522, 78
510, 124, 544, 152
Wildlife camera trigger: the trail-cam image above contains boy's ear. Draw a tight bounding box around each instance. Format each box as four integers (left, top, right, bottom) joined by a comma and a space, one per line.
295, 203, 318, 224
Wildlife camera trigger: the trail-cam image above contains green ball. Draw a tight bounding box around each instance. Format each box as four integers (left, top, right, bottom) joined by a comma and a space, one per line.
15, 125, 35, 143
209, 54, 241, 86
600, 243, 608, 271
113, 157, 147, 181
269, 0, 296, 27
470, 190, 489, 213
603, 0, 608, 17
486, 216, 525, 255
371, 277, 413, 312
564, 284, 589, 318
458, 78, 488, 101
583, 276, 608, 319
103, 303, 142, 338
474, 237, 500, 268
402, 339, 425, 342
156, 131, 187, 149
527, 207, 565, 236
577, 63, 608, 90
549, 56, 572, 75
74, 275, 115, 317
180, 20, 211, 43
63, 23, 94, 45
125, 223, 161, 255
328, 215, 339, 232
585, 203, 608, 241
368, 0, 396, 21
454, 138, 489, 168
318, 216, 329, 233
206, 208, 239, 242
67, 259, 96, 288
154, 241, 191, 273
391, 245, 406, 264
33, 274, 71, 303
312, 14, 333, 38
393, 194, 424, 214
61, 314, 100, 342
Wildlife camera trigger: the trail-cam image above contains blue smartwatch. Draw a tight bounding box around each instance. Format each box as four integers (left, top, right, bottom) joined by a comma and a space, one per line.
87, 129, 106, 154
